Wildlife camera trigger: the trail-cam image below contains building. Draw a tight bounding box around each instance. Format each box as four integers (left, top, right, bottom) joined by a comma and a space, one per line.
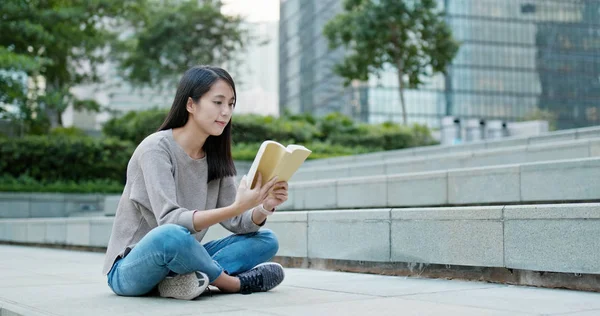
278, 0, 600, 129
224, 21, 279, 116
279, 0, 357, 118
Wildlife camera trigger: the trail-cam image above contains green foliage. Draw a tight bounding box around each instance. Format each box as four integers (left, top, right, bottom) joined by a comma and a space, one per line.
317, 112, 358, 140
115, 0, 249, 89
410, 123, 438, 146
0, 46, 46, 108
0, 175, 123, 193
232, 114, 321, 144
103, 109, 438, 161
523, 108, 558, 131
104, 110, 323, 145
102, 107, 168, 145
1, 0, 248, 134
295, 142, 379, 160
49, 126, 87, 137
0, 135, 134, 183
323, 0, 460, 124
231, 142, 378, 161
0, 0, 141, 133
0, 110, 437, 193
328, 122, 427, 150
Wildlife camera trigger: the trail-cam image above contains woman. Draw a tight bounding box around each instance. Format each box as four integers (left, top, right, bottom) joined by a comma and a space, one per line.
103, 65, 287, 300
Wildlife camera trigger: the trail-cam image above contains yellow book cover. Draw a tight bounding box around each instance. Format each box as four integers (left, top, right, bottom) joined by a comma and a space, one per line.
246, 141, 312, 189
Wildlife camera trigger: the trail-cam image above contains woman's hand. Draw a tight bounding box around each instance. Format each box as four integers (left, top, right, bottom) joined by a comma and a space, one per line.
263, 181, 288, 211
234, 173, 278, 214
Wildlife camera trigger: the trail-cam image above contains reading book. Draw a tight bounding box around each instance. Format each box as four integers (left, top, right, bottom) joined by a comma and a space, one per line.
246, 141, 312, 189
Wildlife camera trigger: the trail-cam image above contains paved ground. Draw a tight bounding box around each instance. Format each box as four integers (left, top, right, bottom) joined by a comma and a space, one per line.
1, 245, 600, 316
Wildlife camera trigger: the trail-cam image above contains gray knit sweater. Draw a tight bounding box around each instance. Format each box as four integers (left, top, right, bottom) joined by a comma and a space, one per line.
102, 129, 261, 275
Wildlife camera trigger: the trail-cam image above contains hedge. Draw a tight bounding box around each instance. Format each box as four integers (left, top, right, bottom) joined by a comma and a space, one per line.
103, 109, 438, 150
1, 111, 438, 193
0, 175, 124, 193
0, 135, 134, 183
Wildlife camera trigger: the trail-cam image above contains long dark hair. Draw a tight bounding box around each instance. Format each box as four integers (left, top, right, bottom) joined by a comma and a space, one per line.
158, 65, 236, 183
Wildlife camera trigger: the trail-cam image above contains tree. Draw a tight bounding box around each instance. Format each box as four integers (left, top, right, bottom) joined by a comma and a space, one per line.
0, 45, 47, 133
0, 0, 139, 133
323, 0, 459, 125
1, 0, 248, 133
115, 0, 249, 89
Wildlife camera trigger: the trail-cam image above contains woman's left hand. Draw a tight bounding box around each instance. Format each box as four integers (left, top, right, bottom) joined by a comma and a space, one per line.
262, 181, 288, 211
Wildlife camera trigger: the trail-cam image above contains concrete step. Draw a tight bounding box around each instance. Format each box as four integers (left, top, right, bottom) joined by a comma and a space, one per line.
283, 156, 600, 210
2, 202, 600, 279
303, 125, 600, 168
292, 138, 600, 182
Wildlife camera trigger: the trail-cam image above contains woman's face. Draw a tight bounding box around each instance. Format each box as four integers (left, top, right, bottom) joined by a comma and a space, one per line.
187, 79, 235, 137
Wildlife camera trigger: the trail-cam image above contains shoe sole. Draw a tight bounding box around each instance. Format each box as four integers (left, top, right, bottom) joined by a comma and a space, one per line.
158, 271, 209, 300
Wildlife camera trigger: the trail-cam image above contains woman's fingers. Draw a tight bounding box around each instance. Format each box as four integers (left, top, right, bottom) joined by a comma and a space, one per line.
260, 176, 278, 196
253, 173, 263, 190
271, 181, 288, 191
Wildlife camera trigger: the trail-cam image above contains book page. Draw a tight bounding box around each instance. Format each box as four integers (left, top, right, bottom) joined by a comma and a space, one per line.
274, 147, 312, 182
248, 141, 287, 189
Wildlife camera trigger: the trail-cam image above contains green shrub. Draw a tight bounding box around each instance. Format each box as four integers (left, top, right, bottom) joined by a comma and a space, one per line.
316, 112, 358, 140
103, 107, 168, 144
104, 110, 323, 145
0, 110, 438, 193
233, 114, 320, 144
0, 135, 134, 183
49, 126, 88, 137
329, 123, 405, 150
102, 108, 437, 157
0, 175, 123, 193
410, 123, 438, 147
232, 141, 380, 161
230, 114, 274, 143
303, 142, 380, 159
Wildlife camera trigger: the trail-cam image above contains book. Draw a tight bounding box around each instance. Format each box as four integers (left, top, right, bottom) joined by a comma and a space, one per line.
246, 141, 312, 189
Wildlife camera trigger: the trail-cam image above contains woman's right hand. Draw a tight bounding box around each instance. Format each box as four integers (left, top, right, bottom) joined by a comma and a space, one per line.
234, 173, 278, 214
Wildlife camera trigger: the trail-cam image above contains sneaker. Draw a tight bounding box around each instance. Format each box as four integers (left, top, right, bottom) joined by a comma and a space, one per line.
158, 271, 209, 300
237, 262, 285, 294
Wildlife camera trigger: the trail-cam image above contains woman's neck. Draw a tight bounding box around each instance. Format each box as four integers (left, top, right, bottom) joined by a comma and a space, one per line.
172, 124, 208, 159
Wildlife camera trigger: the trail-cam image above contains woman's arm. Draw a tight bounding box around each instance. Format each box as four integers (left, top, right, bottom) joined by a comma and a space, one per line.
192, 203, 247, 231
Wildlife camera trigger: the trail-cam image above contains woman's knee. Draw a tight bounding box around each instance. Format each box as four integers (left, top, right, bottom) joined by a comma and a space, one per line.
149, 224, 193, 251
256, 229, 279, 255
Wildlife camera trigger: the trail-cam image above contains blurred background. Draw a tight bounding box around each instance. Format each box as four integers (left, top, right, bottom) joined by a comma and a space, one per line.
2, 0, 599, 136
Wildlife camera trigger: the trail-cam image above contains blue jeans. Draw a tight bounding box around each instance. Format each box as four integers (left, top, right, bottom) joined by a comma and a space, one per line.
107, 224, 279, 296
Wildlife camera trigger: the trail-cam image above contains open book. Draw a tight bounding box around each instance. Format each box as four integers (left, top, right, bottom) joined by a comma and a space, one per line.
246, 141, 312, 189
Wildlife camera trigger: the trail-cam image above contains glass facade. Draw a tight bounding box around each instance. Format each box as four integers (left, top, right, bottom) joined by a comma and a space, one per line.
279, 0, 600, 129
278, 0, 359, 118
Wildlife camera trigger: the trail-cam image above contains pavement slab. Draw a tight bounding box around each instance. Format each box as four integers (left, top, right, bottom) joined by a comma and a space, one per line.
1, 245, 599, 316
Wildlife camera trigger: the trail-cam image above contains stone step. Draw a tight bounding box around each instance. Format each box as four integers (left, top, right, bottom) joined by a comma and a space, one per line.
303, 125, 600, 168
283, 157, 600, 210
292, 138, 600, 182
1, 202, 599, 277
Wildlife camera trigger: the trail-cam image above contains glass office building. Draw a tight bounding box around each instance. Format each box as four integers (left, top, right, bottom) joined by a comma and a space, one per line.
279, 0, 600, 129
279, 0, 358, 118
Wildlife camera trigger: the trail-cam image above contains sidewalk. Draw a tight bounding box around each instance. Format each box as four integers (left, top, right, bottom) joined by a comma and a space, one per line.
1, 245, 600, 316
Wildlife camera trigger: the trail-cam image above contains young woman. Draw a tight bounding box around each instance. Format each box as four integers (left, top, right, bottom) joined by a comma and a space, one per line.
102, 65, 288, 300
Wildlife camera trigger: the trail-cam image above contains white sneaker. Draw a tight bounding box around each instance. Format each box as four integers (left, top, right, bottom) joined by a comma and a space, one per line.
158, 271, 209, 300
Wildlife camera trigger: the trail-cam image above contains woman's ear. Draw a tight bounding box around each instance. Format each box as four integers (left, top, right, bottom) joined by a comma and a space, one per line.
186, 97, 195, 113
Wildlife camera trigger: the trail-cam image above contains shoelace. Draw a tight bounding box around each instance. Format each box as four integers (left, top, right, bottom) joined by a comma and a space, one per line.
239, 269, 262, 294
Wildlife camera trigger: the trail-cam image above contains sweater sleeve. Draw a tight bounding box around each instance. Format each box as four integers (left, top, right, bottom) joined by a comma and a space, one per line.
129, 149, 198, 233
217, 176, 263, 234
